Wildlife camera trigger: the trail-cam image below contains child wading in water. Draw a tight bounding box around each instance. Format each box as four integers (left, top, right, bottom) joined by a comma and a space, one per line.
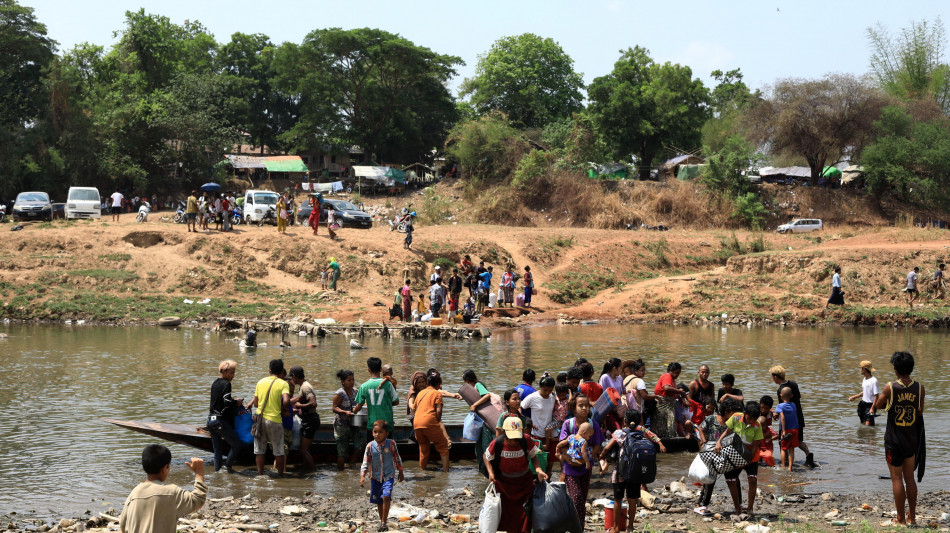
777, 387, 799, 471
360, 420, 405, 532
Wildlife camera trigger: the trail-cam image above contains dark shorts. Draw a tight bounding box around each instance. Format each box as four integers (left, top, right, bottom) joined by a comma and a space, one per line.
186, 212, 197, 221
857, 401, 875, 425
369, 478, 395, 504
613, 481, 641, 501
724, 461, 759, 480
300, 412, 320, 440
908, 288, 919, 295
110, 206, 120, 214
886, 446, 918, 467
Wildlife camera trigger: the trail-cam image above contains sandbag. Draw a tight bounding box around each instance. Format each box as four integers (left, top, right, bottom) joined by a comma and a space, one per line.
478, 482, 501, 533
464, 412, 485, 441
688, 453, 715, 484
530, 481, 582, 533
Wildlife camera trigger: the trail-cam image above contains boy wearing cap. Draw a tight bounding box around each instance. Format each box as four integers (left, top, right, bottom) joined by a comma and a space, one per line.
848, 361, 880, 426
484, 417, 547, 533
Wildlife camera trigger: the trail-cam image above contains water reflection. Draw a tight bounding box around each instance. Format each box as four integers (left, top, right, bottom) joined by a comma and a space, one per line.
0, 323, 946, 518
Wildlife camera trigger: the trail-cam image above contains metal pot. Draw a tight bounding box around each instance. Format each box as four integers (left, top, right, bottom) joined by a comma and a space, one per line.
350, 411, 368, 428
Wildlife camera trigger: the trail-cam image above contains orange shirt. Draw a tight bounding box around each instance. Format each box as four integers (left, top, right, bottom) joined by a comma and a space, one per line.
412, 387, 443, 429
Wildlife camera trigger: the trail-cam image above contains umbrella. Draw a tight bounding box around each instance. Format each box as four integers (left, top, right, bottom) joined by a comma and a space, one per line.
200, 182, 222, 192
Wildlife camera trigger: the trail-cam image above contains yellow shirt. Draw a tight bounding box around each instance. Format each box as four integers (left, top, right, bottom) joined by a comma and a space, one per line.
185, 196, 198, 214
255, 376, 289, 423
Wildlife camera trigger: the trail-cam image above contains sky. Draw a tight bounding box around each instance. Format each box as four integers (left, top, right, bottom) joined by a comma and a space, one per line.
20, 0, 950, 96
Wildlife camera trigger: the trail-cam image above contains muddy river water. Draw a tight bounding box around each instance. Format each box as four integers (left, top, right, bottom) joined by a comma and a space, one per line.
0, 323, 946, 518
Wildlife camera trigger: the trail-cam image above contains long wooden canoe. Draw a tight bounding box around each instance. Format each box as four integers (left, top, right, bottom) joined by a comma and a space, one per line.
103, 418, 476, 464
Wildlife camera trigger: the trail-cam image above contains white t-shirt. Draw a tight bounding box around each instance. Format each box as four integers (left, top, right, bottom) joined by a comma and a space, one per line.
907, 271, 918, 290
110, 192, 123, 207
521, 391, 555, 438
862, 376, 880, 403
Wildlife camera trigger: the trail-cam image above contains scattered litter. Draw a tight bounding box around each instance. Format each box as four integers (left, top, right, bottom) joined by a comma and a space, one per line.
278, 505, 307, 516
349, 339, 365, 349
183, 299, 194, 304
198, 298, 211, 305
824, 509, 839, 519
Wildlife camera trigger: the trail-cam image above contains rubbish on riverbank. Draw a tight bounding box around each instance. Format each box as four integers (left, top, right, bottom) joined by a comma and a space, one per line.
313, 318, 336, 325
278, 505, 307, 516
830, 520, 850, 526
823, 509, 839, 519
349, 339, 364, 349
183, 299, 193, 304
157, 316, 182, 327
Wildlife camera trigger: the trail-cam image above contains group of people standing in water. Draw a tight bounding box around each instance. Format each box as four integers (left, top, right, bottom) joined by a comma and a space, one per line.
198, 349, 925, 532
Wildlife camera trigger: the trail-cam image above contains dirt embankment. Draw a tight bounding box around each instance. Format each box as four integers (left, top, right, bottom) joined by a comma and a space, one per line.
2, 208, 950, 328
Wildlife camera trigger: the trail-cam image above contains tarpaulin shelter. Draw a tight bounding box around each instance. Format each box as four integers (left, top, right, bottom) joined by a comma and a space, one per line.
841, 165, 865, 188
676, 164, 706, 181
385, 167, 406, 183
588, 163, 628, 179
821, 166, 842, 179
225, 154, 309, 186
661, 154, 705, 179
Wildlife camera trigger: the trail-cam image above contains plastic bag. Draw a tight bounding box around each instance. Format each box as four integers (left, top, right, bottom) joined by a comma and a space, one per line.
478, 482, 501, 533
530, 481, 582, 533
234, 411, 254, 445
463, 412, 485, 441
688, 453, 715, 484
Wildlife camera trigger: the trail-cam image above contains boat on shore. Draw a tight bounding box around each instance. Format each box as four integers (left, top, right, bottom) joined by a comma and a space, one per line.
103, 418, 476, 464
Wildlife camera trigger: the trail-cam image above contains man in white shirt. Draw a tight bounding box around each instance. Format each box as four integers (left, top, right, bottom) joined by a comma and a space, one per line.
906, 267, 919, 308
110, 189, 124, 222
430, 265, 442, 283
520, 376, 556, 473
848, 360, 879, 426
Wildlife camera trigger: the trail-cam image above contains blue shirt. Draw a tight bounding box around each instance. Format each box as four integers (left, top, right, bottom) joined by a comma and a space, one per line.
515, 383, 536, 417
479, 271, 492, 290
776, 402, 799, 430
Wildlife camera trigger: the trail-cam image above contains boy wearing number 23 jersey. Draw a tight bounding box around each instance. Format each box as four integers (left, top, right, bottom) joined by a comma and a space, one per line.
354, 357, 400, 433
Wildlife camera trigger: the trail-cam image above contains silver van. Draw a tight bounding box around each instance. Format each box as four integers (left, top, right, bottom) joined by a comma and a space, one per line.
242, 189, 280, 223
65, 187, 102, 219
776, 218, 822, 234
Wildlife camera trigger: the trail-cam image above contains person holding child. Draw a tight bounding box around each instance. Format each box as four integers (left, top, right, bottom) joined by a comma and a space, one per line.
360, 420, 405, 532
557, 393, 605, 525
119, 445, 207, 533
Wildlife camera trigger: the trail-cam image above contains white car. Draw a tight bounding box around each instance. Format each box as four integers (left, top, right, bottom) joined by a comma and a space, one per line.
243, 189, 280, 223
776, 218, 823, 234
65, 187, 102, 219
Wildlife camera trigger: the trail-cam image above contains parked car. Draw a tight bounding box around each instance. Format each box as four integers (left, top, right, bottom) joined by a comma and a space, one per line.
296, 199, 373, 228
776, 218, 823, 234
12, 191, 53, 222
65, 186, 102, 219
242, 189, 280, 224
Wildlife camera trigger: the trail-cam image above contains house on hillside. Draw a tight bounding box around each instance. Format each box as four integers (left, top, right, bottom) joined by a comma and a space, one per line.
296, 145, 367, 178
661, 154, 705, 179
224, 154, 310, 185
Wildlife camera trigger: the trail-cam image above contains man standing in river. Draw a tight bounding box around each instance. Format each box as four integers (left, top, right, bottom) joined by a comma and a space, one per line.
354, 357, 399, 440
769, 365, 815, 468
250, 359, 291, 476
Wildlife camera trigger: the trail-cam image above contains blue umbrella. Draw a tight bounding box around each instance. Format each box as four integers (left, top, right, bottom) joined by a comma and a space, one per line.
200, 182, 222, 192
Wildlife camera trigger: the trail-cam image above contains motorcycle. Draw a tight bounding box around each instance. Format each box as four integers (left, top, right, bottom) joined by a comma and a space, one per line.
136, 201, 151, 223
389, 210, 415, 233
173, 200, 186, 224
0, 203, 6, 223
257, 206, 277, 227
230, 205, 243, 227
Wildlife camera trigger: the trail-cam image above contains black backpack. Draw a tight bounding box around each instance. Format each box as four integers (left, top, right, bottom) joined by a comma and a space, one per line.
483, 435, 529, 479
618, 429, 657, 483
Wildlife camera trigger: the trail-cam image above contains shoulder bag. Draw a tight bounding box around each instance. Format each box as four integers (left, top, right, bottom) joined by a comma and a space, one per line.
251, 377, 278, 439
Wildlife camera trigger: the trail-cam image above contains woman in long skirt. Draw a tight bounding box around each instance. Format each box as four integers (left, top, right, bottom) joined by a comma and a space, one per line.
826, 266, 845, 308
484, 418, 547, 533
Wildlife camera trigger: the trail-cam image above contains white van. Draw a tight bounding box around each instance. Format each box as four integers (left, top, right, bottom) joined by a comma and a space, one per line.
65, 187, 102, 219
243, 189, 280, 223
776, 218, 823, 234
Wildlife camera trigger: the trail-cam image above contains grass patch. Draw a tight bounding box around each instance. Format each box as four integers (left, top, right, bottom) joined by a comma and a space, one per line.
433, 257, 456, 271
544, 270, 618, 304
99, 253, 132, 262
644, 238, 671, 269
68, 269, 138, 281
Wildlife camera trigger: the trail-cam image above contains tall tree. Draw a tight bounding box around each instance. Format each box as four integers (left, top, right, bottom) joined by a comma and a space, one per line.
867, 18, 950, 113
0, 0, 56, 128
745, 75, 889, 184
275, 28, 461, 162
703, 68, 759, 153
219, 32, 294, 154
588, 46, 709, 180
460, 33, 584, 128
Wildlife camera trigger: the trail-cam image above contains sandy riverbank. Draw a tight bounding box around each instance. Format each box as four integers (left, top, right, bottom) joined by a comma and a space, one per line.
3, 212, 950, 329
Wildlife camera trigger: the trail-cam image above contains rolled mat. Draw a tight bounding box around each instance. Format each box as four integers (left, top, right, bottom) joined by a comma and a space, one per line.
459, 383, 503, 429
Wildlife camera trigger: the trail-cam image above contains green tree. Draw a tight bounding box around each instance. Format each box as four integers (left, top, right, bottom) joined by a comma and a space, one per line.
460, 33, 584, 128
588, 46, 710, 180
445, 112, 527, 183
0, 0, 56, 128
862, 105, 950, 207
702, 69, 759, 153
275, 28, 461, 162
745, 74, 889, 184
701, 135, 763, 198
867, 18, 950, 113
219, 32, 293, 154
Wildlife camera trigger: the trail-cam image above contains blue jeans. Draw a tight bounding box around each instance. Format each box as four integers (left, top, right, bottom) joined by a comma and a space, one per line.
208, 416, 244, 471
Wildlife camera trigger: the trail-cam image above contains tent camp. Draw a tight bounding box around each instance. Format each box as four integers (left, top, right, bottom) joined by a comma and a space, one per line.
841, 165, 865, 188
588, 163, 628, 179
225, 154, 309, 185
758, 166, 812, 182
677, 164, 706, 181
662, 154, 705, 179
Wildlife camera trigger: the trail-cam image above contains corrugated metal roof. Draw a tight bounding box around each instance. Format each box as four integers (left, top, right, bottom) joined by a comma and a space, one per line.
226, 154, 266, 169
759, 166, 812, 178
663, 154, 705, 166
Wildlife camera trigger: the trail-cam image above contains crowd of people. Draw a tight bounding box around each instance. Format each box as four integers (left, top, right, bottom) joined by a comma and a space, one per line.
395, 258, 535, 324
118, 350, 925, 533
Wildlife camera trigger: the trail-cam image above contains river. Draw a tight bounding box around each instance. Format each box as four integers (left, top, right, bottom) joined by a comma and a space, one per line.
0, 323, 946, 518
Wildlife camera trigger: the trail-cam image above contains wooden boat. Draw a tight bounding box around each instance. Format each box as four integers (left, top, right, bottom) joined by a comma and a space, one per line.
103, 418, 476, 464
